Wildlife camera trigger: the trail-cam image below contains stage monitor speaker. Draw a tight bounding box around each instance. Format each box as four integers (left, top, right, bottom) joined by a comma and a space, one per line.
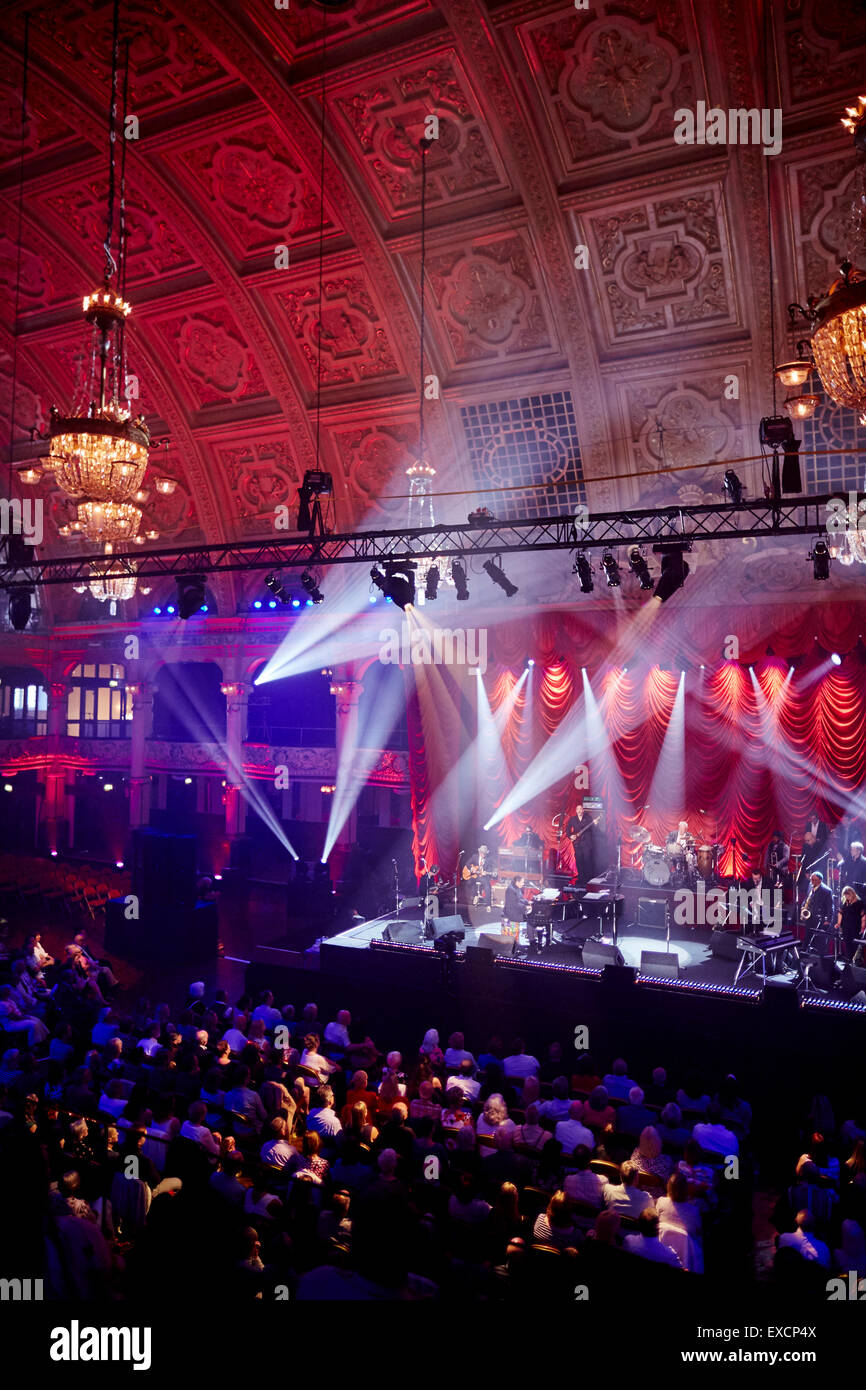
582, 940, 625, 969
639, 949, 679, 979
601, 963, 636, 988
638, 897, 668, 928
839, 961, 866, 997
465, 945, 495, 966
710, 929, 740, 961
477, 931, 518, 957
428, 914, 465, 941
382, 920, 423, 944
806, 954, 837, 992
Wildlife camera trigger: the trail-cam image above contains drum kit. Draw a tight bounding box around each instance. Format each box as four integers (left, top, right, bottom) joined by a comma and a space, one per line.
628, 825, 722, 889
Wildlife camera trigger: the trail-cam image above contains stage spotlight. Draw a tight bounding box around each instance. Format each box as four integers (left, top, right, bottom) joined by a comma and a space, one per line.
811, 542, 830, 581
176, 573, 207, 619
452, 560, 470, 600
483, 557, 518, 597
527, 659, 535, 667
601, 550, 621, 587
652, 544, 691, 603
628, 548, 654, 590
296, 469, 333, 534
424, 565, 440, 602
831, 652, 842, 665
370, 563, 415, 610
573, 553, 594, 593
8, 586, 33, 631
723, 469, 744, 505
300, 570, 324, 604
265, 573, 291, 605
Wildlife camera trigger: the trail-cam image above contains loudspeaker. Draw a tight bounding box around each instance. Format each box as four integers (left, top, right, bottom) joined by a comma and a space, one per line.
638, 897, 668, 928
427, 914, 465, 941
762, 979, 800, 1016
839, 961, 866, 997
806, 954, 837, 992
582, 940, 625, 968
639, 949, 679, 979
710, 929, 740, 961
477, 931, 518, 957
382, 920, 423, 944
465, 945, 495, 966
132, 828, 196, 908
601, 964, 637, 987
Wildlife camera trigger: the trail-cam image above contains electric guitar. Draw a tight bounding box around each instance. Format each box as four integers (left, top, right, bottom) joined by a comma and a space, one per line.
568, 816, 600, 843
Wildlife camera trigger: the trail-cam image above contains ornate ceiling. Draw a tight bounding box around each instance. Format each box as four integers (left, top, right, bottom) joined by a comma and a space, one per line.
1, 0, 865, 620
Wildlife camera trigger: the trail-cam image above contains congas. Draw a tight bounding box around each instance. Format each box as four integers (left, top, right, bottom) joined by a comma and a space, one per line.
643, 847, 670, 886
696, 845, 715, 880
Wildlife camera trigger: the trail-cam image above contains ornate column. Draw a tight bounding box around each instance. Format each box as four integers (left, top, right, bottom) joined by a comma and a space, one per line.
40, 678, 70, 853
330, 676, 363, 848
125, 680, 154, 831
221, 680, 249, 840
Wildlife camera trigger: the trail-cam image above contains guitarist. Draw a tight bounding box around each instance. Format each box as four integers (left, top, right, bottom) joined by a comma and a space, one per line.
566, 806, 598, 882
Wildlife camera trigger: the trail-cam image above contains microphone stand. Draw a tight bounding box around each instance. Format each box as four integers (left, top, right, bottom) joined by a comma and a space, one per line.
455, 851, 464, 917
393, 861, 400, 919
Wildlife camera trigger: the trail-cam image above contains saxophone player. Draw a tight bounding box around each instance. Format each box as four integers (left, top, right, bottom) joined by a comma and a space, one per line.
801, 871, 834, 926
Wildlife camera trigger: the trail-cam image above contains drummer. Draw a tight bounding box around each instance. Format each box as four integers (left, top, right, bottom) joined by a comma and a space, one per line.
666, 820, 693, 852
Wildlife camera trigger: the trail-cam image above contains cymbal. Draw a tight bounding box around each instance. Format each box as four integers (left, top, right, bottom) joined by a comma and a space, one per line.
627, 824, 651, 842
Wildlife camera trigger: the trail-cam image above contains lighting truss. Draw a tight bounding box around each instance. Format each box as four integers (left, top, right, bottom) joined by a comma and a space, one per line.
0, 496, 841, 588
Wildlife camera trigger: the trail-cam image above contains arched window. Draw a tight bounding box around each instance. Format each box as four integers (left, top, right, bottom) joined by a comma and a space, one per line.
0, 667, 47, 737
66, 662, 131, 739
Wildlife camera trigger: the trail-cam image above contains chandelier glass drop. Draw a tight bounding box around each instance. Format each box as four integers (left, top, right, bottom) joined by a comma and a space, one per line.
88, 558, 138, 603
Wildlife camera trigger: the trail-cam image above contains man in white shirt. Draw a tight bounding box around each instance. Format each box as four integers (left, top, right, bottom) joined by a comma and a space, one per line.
251, 991, 283, 1029
778, 1210, 831, 1267
222, 1022, 248, 1052
692, 1103, 739, 1156
180, 1101, 220, 1158
502, 1037, 540, 1079
260, 1115, 304, 1171
624, 1209, 683, 1266
538, 1076, 571, 1124
307, 1085, 342, 1138
443, 1032, 476, 1073
555, 1100, 594, 1153
446, 1060, 481, 1102
324, 1010, 352, 1051
603, 1162, 652, 1218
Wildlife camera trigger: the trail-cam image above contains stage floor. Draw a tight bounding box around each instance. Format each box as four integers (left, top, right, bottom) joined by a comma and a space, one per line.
314, 912, 804, 992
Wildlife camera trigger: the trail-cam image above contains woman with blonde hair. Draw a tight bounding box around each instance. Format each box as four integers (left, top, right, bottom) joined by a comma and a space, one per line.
477, 1093, 516, 1148
376, 1069, 403, 1120
836, 885, 866, 962
630, 1125, 673, 1181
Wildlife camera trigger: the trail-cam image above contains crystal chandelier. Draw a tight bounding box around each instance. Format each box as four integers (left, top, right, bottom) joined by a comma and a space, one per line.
88, 559, 138, 603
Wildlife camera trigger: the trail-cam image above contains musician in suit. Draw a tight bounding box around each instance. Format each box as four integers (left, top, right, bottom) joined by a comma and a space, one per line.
837, 841, 866, 893
764, 830, 790, 879
738, 866, 773, 928
838, 813, 866, 853
802, 872, 834, 926
566, 807, 598, 881
802, 811, 828, 853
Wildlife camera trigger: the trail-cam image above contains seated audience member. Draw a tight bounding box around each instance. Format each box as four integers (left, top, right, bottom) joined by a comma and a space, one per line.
645, 1067, 673, 1107
540, 1041, 565, 1084
339, 1100, 377, 1149
676, 1074, 711, 1115
630, 1127, 674, 1182
538, 1075, 571, 1124
477, 1035, 505, 1072
624, 1207, 683, 1267
533, 1190, 581, 1251
692, 1102, 739, 1156
677, 1140, 716, 1201
318, 1191, 352, 1250
502, 1037, 540, 1080
260, 1115, 304, 1172
221, 1019, 248, 1053
476, 1093, 516, 1148
656, 1102, 692, 1149
443, 1032, 476, 1073
581, 1086, 616, 1133
564, 1146, 606, 1208
512, 1103, 549, 1152
97, 1079, 128, 1120
223, 1066, 267, 1135
787, 1160, 839, 1228
618, 1087, 656, 1137
479, 1062, 518, 1110
210, 1152, 246, 1206
656, 1171, 702, 1237
798, 1135, 840, 1186
446, 1059, 481, 1104
441, 1087, 475, 1131
777, 1209, 831, 1267
409, 1079, 442, 1125
299, 1033, 339, 1084
571, 1053, 603, 1094
250, 990, 282, 1029
243, 1172, 283, 1224
341, 1070, 379, 1124
716, 1076, 752, 1135
179, 1100, 220, 1158
602, 1058, 638, 1100
555, 1101, 593, 1154
520, 1075, 541, 1111
419, 1028, 445, 1066
364, 1147, 409, 1205
307, 1085, 342, 1139
25, 933, 54, 973
323, 1009, 352, 1054
535, 1138, 565, 1194
330, 1138, 374, 1195
603, 1162, 652, 1219
448, 1171, 491, 1225
376, 1070, 407, 1120
0, 988, 48, 1047
296, 1130, 329, 1183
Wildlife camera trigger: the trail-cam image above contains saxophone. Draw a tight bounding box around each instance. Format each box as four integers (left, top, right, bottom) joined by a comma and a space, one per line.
801, 889, 814, 922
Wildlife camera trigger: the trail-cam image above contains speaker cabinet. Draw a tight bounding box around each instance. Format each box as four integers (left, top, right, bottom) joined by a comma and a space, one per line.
582, 940, 625, 969
132, 828, 196, 909
710, 929, 740, 961
637, 897, 668, 928
477, 931, 518, 957
465, 945, 495, 966
427, 914, 466, 941
639, 949, 679, 979
382, 920, 423, 944
762, 979, 800, 1016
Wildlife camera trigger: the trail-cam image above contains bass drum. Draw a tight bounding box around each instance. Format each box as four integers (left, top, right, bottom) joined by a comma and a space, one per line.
643, 847, 670, 886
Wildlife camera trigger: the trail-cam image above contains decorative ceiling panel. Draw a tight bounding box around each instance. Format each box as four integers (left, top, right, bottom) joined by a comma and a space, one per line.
272, 266, 406, 391
460, 391, 585, 520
